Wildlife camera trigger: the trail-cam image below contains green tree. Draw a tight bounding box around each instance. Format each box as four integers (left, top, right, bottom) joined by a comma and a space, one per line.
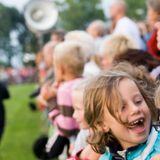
126, 0, 146, 20
0, 4, 17, 65
0, 4, 12, 37
54, 0, 147, 31
55, 0, 105, 31
0, 3, 39, 66
8, 6, 39, 53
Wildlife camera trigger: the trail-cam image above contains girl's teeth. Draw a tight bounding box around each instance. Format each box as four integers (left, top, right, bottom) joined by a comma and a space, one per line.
131, 118, 143, 125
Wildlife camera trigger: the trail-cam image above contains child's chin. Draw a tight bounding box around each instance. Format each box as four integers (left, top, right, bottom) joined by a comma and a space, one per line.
80, 124, 88, 129
135, 134, 148, 144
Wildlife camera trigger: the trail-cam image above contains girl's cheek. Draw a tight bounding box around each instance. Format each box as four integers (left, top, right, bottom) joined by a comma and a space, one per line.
73, 111, 77, 119
118, 112, 128, 124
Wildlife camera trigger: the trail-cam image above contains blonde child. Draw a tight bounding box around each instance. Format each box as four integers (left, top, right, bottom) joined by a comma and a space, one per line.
72, 80, 90, 153
83, 64, 160, 160
65, 30, 101, 77
66, 80, 100, 160
38, 41, 86, 159
99, 34, 137, 69
36, 41, 57, 111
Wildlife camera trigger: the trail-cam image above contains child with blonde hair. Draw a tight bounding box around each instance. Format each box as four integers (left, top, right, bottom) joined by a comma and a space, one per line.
36, 41, 57, 111
66, 79, 100, 160
65, 30, 101, 77
34, 41, 86, 159
83, 63, 160, 160
99, 34, 137, 69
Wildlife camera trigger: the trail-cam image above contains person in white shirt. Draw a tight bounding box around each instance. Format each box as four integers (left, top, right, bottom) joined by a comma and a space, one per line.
108, 0, 144, 49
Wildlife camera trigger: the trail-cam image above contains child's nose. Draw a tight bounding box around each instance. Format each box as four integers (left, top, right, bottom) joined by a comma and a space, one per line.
129, 103, 140, 115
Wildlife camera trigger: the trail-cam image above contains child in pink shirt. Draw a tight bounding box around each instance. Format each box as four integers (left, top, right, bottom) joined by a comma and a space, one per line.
38, 41, 86, 159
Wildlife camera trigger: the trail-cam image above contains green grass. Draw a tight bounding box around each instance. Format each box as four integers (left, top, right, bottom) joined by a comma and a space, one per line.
0, 83, 43, 160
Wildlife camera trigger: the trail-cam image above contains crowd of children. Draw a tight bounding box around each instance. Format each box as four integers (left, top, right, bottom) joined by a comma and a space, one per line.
29, 0, 160, 159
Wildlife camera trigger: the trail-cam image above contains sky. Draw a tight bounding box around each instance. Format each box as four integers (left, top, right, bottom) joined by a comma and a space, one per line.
0, 0, 30, 11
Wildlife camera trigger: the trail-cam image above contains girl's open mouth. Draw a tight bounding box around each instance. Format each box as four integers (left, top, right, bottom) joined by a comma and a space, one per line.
128, 118, 146, 134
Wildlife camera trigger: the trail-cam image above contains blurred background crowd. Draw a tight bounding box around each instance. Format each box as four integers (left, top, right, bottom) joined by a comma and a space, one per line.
0, 0, 160, 159
0, 0, 159, 85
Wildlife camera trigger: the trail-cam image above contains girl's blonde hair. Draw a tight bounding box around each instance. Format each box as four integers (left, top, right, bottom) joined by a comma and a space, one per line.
100, 34, 137, 59
84, 62, 157, 153
155, 84, 160, 108
65, 30, 95, 59
54, 41, 86, 77
72, 78, 88, 92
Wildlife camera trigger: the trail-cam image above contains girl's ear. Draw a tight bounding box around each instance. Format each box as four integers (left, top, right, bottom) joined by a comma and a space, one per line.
60, 65, 65, 74
102, 123, 110, 132
57, 64, 63, 73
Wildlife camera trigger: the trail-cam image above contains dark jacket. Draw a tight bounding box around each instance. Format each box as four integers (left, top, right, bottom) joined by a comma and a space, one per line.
0, 82, 10, 140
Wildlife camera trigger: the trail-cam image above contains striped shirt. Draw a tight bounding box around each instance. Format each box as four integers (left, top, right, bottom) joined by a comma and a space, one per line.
54, 78, 81, 137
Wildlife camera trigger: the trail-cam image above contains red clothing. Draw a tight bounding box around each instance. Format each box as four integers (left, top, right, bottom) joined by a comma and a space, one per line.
67, 156, 89, 160
67, 150, 89, 160
147, 30, 160, 60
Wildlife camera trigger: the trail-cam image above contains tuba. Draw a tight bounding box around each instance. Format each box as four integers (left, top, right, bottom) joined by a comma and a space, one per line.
24, 0, 58, 47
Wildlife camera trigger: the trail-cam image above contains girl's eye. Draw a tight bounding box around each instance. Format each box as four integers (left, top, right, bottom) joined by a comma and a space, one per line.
135, 99, 143, 105
121, 105, 126, 111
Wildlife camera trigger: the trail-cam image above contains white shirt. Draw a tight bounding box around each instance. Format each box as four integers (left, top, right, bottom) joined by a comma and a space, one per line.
71, 129, 89, 155
113, 16, 144, 49
83, 60, 101, 78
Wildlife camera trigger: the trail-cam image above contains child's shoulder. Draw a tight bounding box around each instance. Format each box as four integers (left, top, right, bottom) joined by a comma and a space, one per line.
152, 129, 160, 151
58, 78, 83, 92
100, 128, 160, 160
99, 151, 111, 160
141, 128, 160, 160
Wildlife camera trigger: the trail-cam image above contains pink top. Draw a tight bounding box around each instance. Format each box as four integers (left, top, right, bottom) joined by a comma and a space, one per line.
51, 78, 82, 137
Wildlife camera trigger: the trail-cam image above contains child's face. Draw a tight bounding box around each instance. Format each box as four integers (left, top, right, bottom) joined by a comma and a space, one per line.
147, 7, 159, 29
72, 90, 89, 129
103, 78, 151, 149
43, 50, 53, 69
53, 62, 64, 82
100, 55, 113, 69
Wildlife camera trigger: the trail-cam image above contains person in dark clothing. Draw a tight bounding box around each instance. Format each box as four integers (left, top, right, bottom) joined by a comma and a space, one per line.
0, 81, 10, 141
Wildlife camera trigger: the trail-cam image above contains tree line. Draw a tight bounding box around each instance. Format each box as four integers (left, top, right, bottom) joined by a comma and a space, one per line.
0, 0, 145, 66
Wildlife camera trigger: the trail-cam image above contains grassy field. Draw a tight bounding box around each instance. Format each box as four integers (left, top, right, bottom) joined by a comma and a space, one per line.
0, 83, 44, 160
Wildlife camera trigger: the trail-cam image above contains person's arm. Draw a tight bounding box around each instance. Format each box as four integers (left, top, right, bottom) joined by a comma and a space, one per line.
36, 81, 58, 111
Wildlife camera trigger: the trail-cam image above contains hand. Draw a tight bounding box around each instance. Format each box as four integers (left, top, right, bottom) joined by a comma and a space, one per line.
40, 82, 50, 99
151, 154, 160, 160
49, 81, 59, 97
36, 95, 47, 111
40, 81, 58, 100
